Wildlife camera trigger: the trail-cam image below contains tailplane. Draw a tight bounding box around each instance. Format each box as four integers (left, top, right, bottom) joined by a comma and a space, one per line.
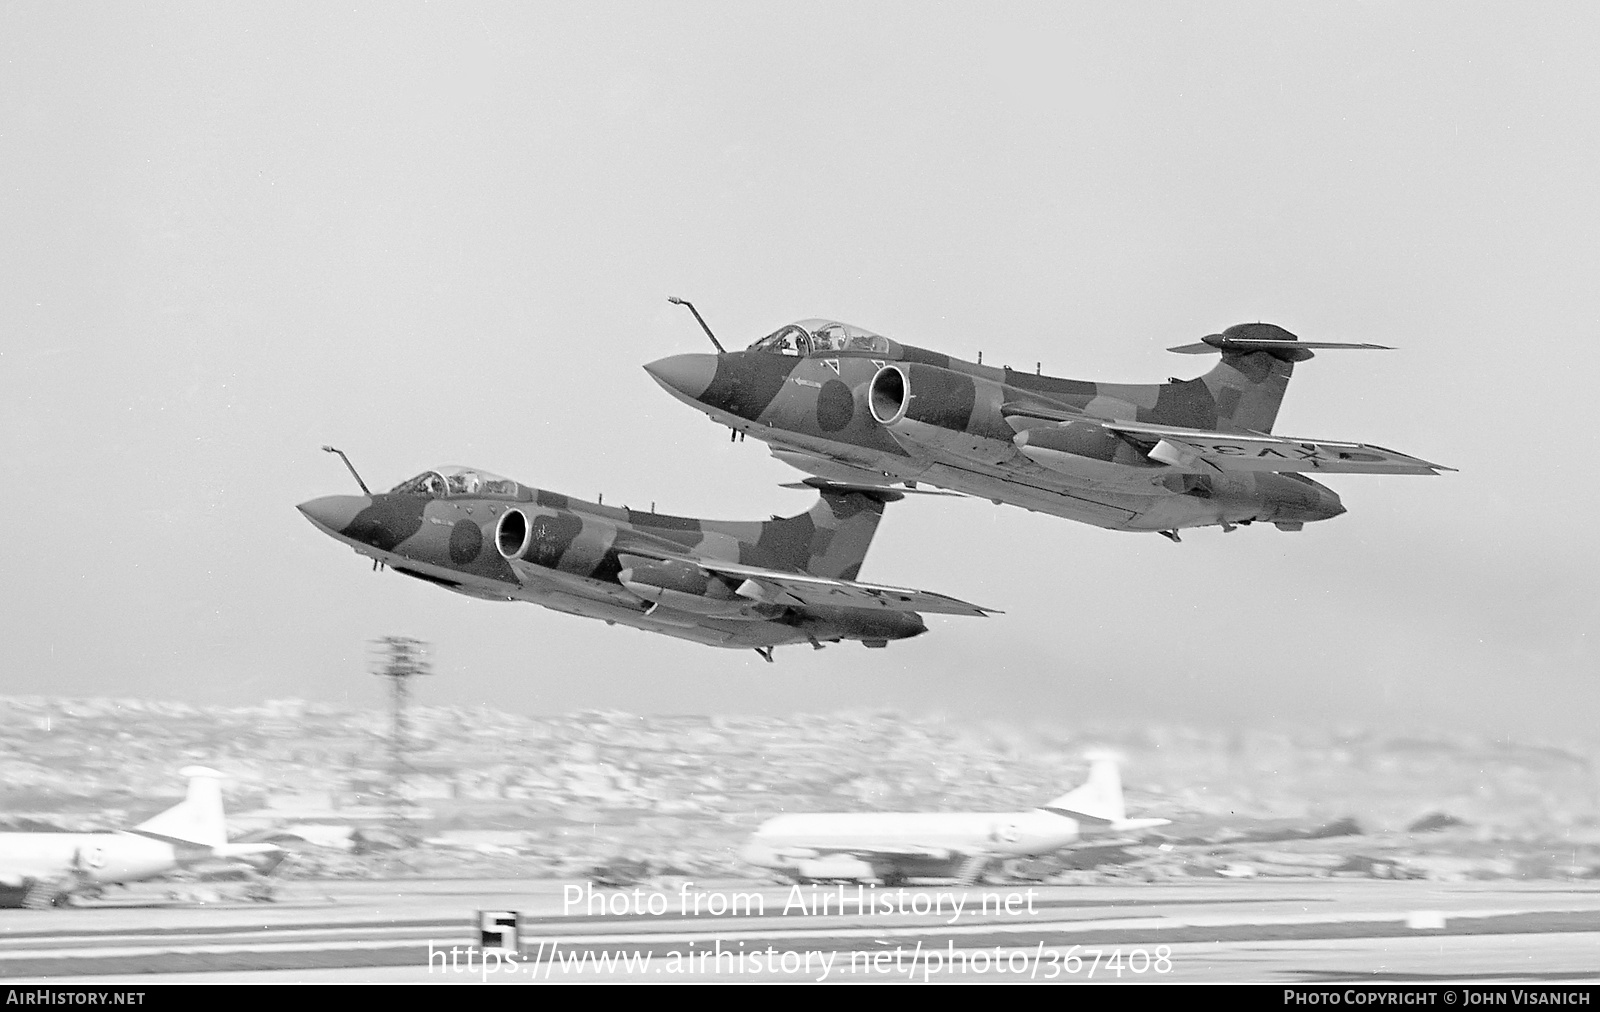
133, 766, 229, 848
1166, 323, 1391, 434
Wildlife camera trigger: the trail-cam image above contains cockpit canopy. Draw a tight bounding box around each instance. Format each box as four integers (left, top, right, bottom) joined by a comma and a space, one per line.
389, 466, 521, 499
747, 319, 891, 356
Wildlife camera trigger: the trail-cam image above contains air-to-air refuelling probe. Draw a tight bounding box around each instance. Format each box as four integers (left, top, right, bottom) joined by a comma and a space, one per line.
647, 302, 1452, 541
299, 451, 994, 662
741, 755, 1169, 886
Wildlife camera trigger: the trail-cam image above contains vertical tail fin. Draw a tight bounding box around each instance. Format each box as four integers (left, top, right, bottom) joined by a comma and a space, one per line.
1195, 324, 1301, 434
752, 483, 899, 580
1043, 754, 1171, 833
134, 766, 229, 848
1045, 755, 1126, 823
1171, 322, 1392, 434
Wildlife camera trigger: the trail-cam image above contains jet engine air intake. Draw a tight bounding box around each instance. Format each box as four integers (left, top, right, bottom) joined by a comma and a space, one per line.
868, 365, 910, 426
494, 509, 531, 560
868, 362, 983, 434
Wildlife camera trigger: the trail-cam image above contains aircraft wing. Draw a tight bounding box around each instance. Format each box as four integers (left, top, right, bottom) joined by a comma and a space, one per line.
719, 561, 997, 617
779, 845, 955, 860
616, 546, 997, 617
1099, 420, 1454, 476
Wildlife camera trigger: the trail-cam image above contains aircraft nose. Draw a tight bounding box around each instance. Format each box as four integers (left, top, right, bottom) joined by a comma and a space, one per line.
296, 494, 372, 535
644, 354, 718, 402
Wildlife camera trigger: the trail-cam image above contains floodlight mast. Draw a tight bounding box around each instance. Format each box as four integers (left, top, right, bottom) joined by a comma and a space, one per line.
369, 636, 432, 836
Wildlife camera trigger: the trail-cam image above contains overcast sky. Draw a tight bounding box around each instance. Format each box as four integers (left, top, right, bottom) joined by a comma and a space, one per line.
4, 4, 1596, 738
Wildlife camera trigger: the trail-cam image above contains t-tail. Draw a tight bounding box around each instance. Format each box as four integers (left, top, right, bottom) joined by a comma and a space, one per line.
1167, 323, 1393, 434
1041, 755, 1170, 833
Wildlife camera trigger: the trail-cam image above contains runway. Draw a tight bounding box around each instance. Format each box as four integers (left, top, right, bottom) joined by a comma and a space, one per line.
4, 878, 1600, 983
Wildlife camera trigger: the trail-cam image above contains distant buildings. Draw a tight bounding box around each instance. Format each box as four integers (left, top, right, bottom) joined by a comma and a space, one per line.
1, 696, 1597, 878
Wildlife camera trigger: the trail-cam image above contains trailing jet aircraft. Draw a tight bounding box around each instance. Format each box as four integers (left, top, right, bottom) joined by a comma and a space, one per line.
0, 767, 282, 909
298, 453, 994, 662
647, 305, 1452, 540
740, 755, 1169, 886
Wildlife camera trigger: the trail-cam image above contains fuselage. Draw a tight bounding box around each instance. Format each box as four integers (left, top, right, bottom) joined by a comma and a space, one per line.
298, 469, 927, 651
741, 810, 1083, 882
0, 832, 183, 891
645, 328, 1347, 533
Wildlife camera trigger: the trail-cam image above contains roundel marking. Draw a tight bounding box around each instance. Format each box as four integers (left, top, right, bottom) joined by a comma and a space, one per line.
815, 379, 855, 432
448, 519, 484, 564
998, 822, 1021, 843
83, 846, 107, 869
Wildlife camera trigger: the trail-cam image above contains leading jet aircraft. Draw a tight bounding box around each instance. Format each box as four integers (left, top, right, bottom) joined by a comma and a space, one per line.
646, 307, 1452, 540
298, 455, 994, 661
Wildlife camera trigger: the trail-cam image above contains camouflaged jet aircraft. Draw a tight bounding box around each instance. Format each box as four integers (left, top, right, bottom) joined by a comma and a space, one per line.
646, 306, 1452, 540
298, 455, 994, 661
